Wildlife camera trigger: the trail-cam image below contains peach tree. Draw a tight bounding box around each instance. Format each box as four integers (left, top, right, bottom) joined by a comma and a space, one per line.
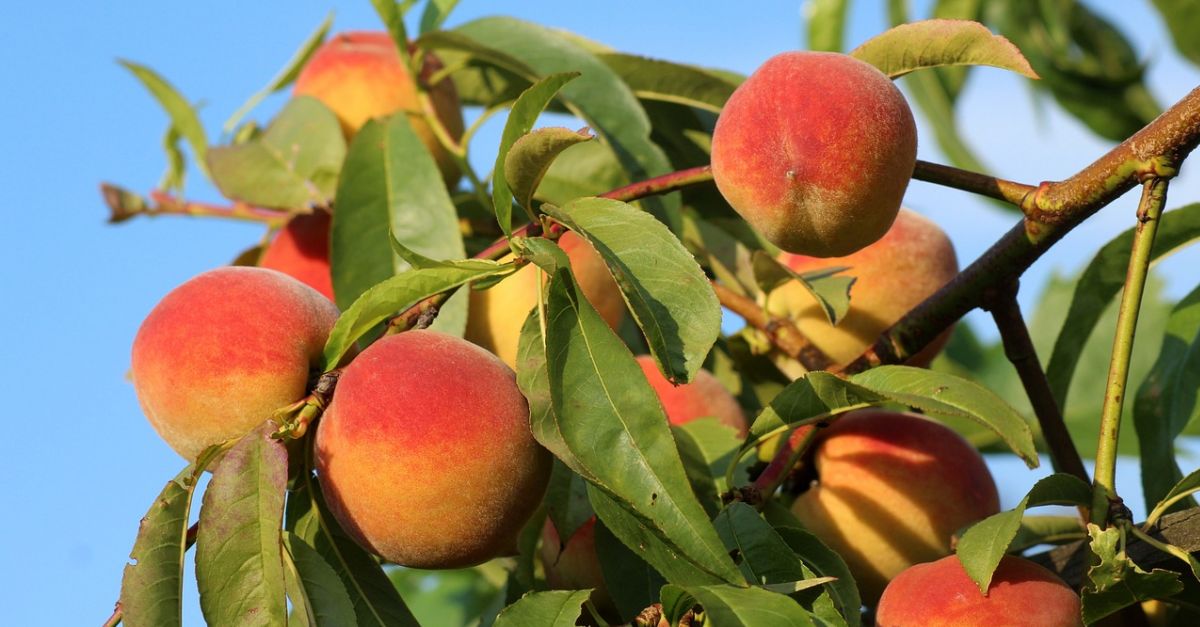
103, 1, 1200, 625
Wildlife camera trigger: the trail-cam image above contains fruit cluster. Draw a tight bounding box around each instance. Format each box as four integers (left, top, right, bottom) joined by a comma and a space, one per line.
120, 28, 1092, 627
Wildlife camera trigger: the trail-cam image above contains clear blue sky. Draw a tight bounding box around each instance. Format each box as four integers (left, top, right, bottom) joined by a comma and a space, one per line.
2, 2, 1197, 624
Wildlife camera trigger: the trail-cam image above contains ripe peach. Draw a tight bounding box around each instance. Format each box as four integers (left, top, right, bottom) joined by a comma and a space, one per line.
790, 410, 999, 603
634, 355, 747, 436
768, 208, 958, 369
711, 51, 917, 257
540, 518, 617, 618
130, 267, 339, 461
315, 330, 551, 568
259, 211, 333, 302
466, 232, 625, 367
294, 31, 464, 185
877, 555, 1082, 626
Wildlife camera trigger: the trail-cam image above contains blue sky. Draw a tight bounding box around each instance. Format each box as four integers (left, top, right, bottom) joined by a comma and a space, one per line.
2, 1, 1198, 624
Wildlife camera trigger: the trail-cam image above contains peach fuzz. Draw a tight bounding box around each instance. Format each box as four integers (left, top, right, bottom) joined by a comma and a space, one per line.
294, 31, 464, 184
877, 555, 1082, 626
634, 355, 747, 436
466, 232, 625, 367
259, 211, 333, 301
711, 51, 916, 257
540, 518, 618, 619
315, 330, 551, 568
130, 266, 340, 461
768, 208, 958, 369
790, 410, 999, 603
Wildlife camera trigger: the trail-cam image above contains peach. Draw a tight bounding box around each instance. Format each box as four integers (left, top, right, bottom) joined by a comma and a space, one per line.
259, 211, 333, 302
711, 51, 917, 257
634, 355, 747, 436
768, 208, 958, 369
294, 31, 464, 185
466, 232, 625, 367
877, 555, 1082, 626
130, 266, 340, 461
540, 518, 618, 619
790, 410, 999, 603
315, 330, 551, 568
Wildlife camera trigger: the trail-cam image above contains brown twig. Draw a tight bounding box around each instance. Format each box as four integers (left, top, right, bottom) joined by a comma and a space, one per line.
983, 282, 1090, 486
100, 183, 292, 225
912, 160, 1036, 206
711, 282, 833, 371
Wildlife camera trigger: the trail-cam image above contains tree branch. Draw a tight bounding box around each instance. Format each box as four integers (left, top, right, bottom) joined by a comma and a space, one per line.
711, 282, 833, 371
983, 283, 1089, 485
839, 86, 1200, 375
101, 184, 291, 225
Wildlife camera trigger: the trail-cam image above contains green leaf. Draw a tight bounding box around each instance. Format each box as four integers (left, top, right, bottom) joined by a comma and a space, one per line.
539, 264, 742, 585
1152, 0, 1200, 67
535, 139, 630, 206
371, 0, 413, 70
1082, 523, 1184, 624
544, 460, 595, 544
282, 532, 357, 626
850, 365, 1039, 466
807, 0, 849, 52
754, 252, 854, 326
850, 19, 1037, 79
1136, 283, 1200, 514
1007, 516, 1086, 553
542, 197, 720, 384
956, 473, 1090, 592
159, 125, 186, 192
119, 447, 222, 627
742, 371, 884, 454
681, 210, 761, 299
593, 517, 667, 622
207, 96, 345, 210
774, 526, 860, 627
493, 590, 590, 627
222, 14, 333, 135
321, 263, 509, 369
715, 503, 809, 586
419, 0, 459, 34
1147, 466, 1200, 529
1047, 204, 1200, 410
288, 476, 420, 627
598, 53, 737, 112
491, 72, 581, 237
118, 60, 209, 176
195, 424, 289, 627
987, 0, 1159, 141
330, 113, 468, 321
663, 584, 817, 626
449, 17, 679, 228
673, 419, 751, 515
506, 127, 593, 217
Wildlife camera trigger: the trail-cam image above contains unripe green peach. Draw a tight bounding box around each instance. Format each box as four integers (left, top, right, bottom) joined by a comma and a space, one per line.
768, 208, 958, 369
466, 232, 624, 367
711, 51, 917, 257
259, 211, 333, 302
315, 330, 551, 568
877, 555, 1082, 626
130, 266, 339, 461
790, 410, 999, 603
634, 355, 747, 436
294, 31, 464, 185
